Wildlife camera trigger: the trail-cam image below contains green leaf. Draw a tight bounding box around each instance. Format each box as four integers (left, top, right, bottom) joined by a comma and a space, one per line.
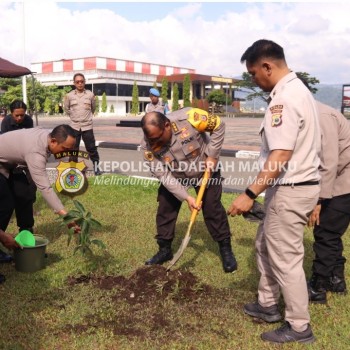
91, 239, 106, 249
73, 200, 86, 215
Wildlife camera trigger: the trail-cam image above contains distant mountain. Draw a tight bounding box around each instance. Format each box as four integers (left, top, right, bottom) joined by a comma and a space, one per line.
240, 84, 344, 112
314, 84, 343, 111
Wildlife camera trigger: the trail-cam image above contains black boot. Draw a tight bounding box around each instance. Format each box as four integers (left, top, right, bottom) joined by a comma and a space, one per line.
308, 274, 328, 304
145, 239, 173, 265
93, 161, 102, 176
218, 238, 238, 273
329, 265, 347, 293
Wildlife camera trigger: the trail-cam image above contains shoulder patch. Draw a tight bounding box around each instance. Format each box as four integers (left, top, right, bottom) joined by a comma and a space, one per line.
270, 105, 284, 127
186, 108, 221, 132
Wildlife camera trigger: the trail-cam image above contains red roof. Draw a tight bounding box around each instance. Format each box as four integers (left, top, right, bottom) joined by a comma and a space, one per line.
0, 57, 32, 78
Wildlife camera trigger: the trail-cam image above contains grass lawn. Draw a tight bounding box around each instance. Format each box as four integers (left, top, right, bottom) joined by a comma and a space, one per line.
0, 174, 349, 350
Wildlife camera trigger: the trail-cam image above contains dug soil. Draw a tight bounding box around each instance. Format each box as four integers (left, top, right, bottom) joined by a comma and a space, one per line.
65, 265, 242, 342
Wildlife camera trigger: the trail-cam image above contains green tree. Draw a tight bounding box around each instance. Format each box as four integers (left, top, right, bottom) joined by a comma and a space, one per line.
161, 77, 168, 103
237, 71, 319, 102
43, 96, 54, 115
95, 96, 100, 115
206, 89, 227, 105
131, 81, 139, 115
101, 92, 107, 113
172, 83, 179, 111
183, 74, 191, 107
295, 72, 320, 94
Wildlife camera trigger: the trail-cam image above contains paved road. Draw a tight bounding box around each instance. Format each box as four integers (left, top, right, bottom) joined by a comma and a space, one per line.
41, 115, 261, 193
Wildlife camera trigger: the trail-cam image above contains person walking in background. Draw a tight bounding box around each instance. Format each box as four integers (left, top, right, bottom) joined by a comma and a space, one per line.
145, 88, 165, 114
0, 100, 36, 263
227, 39, 321, 344
64, 73, 101, 176
141, 108, 237, 273
307, 100, 350, 303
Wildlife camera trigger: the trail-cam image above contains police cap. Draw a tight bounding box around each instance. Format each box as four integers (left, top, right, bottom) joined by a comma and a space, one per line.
149, 88, 160, 97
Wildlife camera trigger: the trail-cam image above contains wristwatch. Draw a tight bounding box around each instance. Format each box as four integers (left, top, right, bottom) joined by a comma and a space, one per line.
245, 188, 258, 200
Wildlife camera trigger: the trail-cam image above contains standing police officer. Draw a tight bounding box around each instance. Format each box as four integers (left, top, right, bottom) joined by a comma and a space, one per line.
64, 73, 101, 175
308, 101, 350, 303
141, 108, 237, 273
227, 39, 321, 344
145, 88, 165, 114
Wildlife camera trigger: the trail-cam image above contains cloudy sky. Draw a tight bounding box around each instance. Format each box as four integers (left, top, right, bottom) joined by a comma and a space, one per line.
1, 1, 350, 84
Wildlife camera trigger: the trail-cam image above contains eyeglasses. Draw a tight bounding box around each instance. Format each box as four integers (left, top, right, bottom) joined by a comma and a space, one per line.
74, 80, 85, 84
148, 129, 165, 144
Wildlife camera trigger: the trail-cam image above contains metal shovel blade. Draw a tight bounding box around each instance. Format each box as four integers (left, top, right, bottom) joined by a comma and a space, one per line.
166, 222, 193, 271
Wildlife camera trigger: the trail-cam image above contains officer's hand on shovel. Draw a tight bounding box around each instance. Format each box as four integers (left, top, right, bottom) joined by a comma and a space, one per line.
186, 195, 202, 212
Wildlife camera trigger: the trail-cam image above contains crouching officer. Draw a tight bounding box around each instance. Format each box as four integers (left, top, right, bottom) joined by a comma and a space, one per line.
140, 108, 237, 273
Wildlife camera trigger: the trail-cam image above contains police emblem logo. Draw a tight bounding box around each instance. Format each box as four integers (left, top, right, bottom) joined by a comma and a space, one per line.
144, 151, 154, 161
271, 113, 282, 127
55, 161, 88, 196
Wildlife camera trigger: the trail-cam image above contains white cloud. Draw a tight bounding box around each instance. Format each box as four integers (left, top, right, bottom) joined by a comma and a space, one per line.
1, 1, 350, 84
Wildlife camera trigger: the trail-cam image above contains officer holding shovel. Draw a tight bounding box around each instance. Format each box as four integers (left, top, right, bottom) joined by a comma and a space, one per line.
141, 108, 237, 273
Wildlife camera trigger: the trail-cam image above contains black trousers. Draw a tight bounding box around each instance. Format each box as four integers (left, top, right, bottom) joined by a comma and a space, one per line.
312, 194, 350, 277
155, 172, 231, 242
74, 129, 100, 163
0, 171, 36, 232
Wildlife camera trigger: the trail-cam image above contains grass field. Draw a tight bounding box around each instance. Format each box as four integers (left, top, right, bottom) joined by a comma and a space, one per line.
0, 174, 349, 350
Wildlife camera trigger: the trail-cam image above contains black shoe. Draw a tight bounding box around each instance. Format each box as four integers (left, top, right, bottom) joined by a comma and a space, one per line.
0, 274, 5, 284
0, 250, 13, 263
244, 302, 282, 323
218, 238, 237, 273
329, 275, 347, 294
145, 239, 173, 265
94, 169, 102, 176
308, 285, 327, 304
261, 322, 315, 344
308, 274, 328, 304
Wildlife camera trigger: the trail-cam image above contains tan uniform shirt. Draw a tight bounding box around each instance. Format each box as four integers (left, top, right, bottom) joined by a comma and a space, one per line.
317, 101, 350, 198
259, 72, 321, 184
141, 107, 225, 201
64, 89, 96, 131
0, 127, 64, 212
145, 101, 165, 114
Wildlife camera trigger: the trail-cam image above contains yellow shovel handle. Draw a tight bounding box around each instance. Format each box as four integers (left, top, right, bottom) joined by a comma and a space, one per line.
189, 169, 211, 222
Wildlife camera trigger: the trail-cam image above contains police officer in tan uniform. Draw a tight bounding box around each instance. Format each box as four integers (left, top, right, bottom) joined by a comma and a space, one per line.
64, 73, 101, 175
0, 124, 80, 283
307, 101, 350, 303
145, 88, 165, 114
227, 40, 320, 344
141, 107, 237, 273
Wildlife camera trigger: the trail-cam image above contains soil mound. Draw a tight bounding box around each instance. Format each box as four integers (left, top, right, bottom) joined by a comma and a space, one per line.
67, 265, 212, 303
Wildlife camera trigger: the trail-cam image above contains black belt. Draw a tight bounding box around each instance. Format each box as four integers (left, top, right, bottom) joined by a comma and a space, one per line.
279, 181, 319, 186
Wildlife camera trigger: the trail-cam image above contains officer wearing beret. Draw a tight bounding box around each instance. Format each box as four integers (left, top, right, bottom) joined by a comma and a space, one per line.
145, 88, 165, 114
228, 39, 321, 344
141, 107, 237, 273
